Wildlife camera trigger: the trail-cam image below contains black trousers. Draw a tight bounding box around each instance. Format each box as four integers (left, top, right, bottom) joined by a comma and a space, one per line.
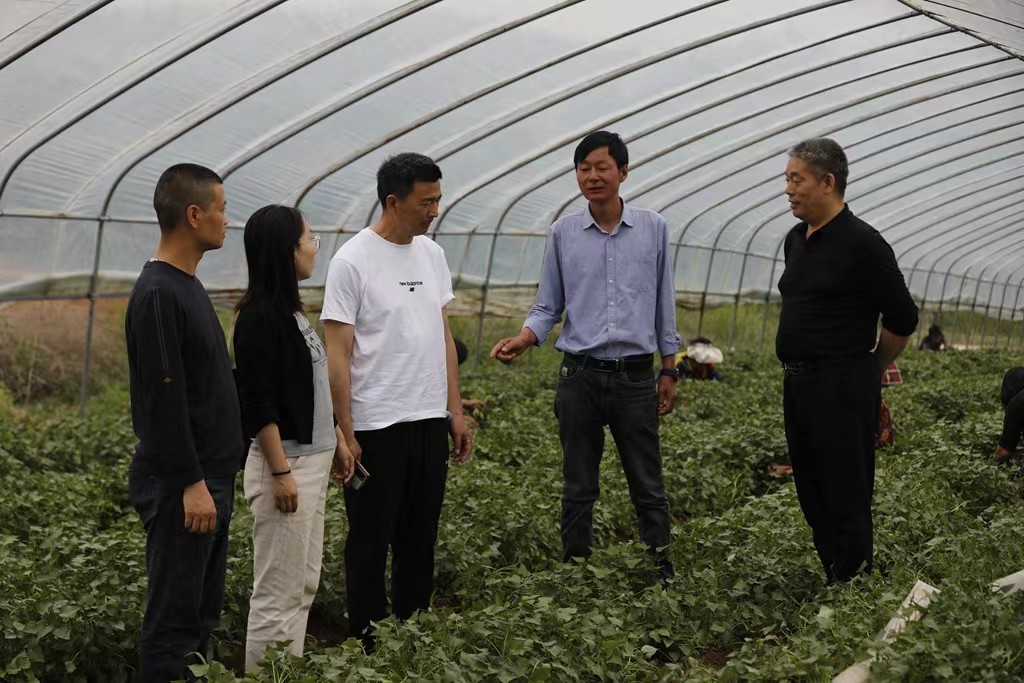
128, 464, 236, 683
783, 354, 880, 582
344, 418, 449, 643
554, 354, 671, 560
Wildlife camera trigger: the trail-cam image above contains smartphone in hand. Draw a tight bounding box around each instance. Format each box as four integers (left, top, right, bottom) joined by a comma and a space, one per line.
349, 461, 370, 490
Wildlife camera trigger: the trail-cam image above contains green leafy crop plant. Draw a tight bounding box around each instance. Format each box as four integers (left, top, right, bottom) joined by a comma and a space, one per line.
3, 347, 1023, 681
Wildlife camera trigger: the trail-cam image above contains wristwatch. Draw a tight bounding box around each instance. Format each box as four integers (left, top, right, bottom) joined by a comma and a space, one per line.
658, 368, 679, 380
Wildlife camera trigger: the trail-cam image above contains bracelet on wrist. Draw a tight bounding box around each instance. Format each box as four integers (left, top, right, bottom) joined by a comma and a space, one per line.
271, 468, 292, 477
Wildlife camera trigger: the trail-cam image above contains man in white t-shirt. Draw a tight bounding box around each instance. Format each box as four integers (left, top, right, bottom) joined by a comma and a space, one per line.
321, 152, 472, 649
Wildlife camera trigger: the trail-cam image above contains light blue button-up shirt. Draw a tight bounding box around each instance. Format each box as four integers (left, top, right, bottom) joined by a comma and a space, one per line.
524, 201, 680, 359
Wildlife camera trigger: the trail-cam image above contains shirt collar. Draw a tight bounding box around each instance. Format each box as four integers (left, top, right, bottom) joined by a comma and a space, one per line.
802, 203, 850, 240
583, 199, 634, 231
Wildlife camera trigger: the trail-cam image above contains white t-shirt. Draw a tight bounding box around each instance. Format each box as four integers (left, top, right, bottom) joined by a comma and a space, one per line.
321, 228, 455, 431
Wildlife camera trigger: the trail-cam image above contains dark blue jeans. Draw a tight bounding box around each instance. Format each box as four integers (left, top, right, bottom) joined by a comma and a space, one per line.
128, 463, 236, 683
554, 354, 671, 560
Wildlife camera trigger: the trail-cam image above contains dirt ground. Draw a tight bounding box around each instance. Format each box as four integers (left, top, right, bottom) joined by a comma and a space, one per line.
0, 298, 129, 402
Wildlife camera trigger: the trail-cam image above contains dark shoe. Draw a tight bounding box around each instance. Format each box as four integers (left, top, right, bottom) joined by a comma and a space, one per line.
659, 561, 675, 586
648, 547, 674, 586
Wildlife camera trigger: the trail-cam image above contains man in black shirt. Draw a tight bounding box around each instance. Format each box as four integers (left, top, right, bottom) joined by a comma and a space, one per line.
776, 138, 918, 583
125, 163, 242, 681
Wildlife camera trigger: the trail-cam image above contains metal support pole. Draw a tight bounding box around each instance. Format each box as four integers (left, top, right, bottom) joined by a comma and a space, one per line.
909, 270, 929, 348
949, 274, 970, 345
471, 228, 505, 374
977, 280, 998, 347
727, 290, 743, 351
992, 280, 1011, 349
965, 277, 983, 347
78, 219, 106, 416
1015, 274, 1024, 352
963, 238, 1024, 348
696, 291, 708, 337
1019, 308, 1024, 351
1005, 283, 1023, 350
727, 251, 751, 350
935, 282, 948, 339
760, 257, 780, 351
1010, 272, 1024, 352
1018, 285, 1024, 351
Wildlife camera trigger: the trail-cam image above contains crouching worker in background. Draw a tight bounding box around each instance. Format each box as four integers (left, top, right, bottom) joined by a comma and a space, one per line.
234, 205, 353, 669
995, 367, 1024, 463
918, 324, 947, 351
452, 336, 487, 428
676, 337, 725, 382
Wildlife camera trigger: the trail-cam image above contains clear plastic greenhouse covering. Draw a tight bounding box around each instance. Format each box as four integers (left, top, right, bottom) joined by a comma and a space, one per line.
1, 0, 1023, 318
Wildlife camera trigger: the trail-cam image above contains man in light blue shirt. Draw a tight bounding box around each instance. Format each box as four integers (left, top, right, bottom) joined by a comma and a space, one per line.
491, 131, 680, 582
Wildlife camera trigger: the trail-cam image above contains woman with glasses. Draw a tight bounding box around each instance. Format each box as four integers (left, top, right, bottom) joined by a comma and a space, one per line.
233, 205, 352, 669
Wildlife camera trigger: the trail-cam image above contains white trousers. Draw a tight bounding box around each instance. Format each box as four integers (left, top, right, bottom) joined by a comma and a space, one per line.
243, 447, 333, 670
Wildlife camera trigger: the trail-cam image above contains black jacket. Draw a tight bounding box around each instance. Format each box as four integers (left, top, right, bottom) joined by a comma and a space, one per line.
233, 299, 315, 444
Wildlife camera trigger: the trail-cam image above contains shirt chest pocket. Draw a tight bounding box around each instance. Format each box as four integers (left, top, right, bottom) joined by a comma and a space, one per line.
563, 235, 658, 301
620, 253, 657, 299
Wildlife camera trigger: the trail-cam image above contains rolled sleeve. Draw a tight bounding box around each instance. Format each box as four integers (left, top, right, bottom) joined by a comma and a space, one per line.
523, 225, 565, 345
866, 231, 918, 336
654, 217, 681, 356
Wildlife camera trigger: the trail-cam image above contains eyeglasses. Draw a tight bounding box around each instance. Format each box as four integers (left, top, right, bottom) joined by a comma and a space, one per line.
297, 234, 320, 252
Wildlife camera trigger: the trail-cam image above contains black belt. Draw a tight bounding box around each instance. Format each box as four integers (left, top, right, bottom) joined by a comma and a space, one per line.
782, 353, 871, 375
564, 352, 653, 373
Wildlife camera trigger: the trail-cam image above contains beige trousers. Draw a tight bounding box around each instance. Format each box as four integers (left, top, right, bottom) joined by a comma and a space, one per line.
243, 447, 333, 670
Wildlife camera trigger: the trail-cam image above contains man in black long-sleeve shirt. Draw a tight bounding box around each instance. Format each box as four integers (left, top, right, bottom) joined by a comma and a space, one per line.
776, 138, 918, 583
125, 163, 242, 682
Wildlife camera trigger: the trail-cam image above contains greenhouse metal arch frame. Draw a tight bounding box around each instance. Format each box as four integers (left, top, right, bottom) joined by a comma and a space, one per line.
0, 0, 1022, 413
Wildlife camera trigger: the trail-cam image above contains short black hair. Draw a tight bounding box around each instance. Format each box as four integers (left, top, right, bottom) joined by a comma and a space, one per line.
376, 153, 442, 209
237, 205, 306, 315
153, 163, 223, 233
788, 138, 849, 196
574, 131, 628, 169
